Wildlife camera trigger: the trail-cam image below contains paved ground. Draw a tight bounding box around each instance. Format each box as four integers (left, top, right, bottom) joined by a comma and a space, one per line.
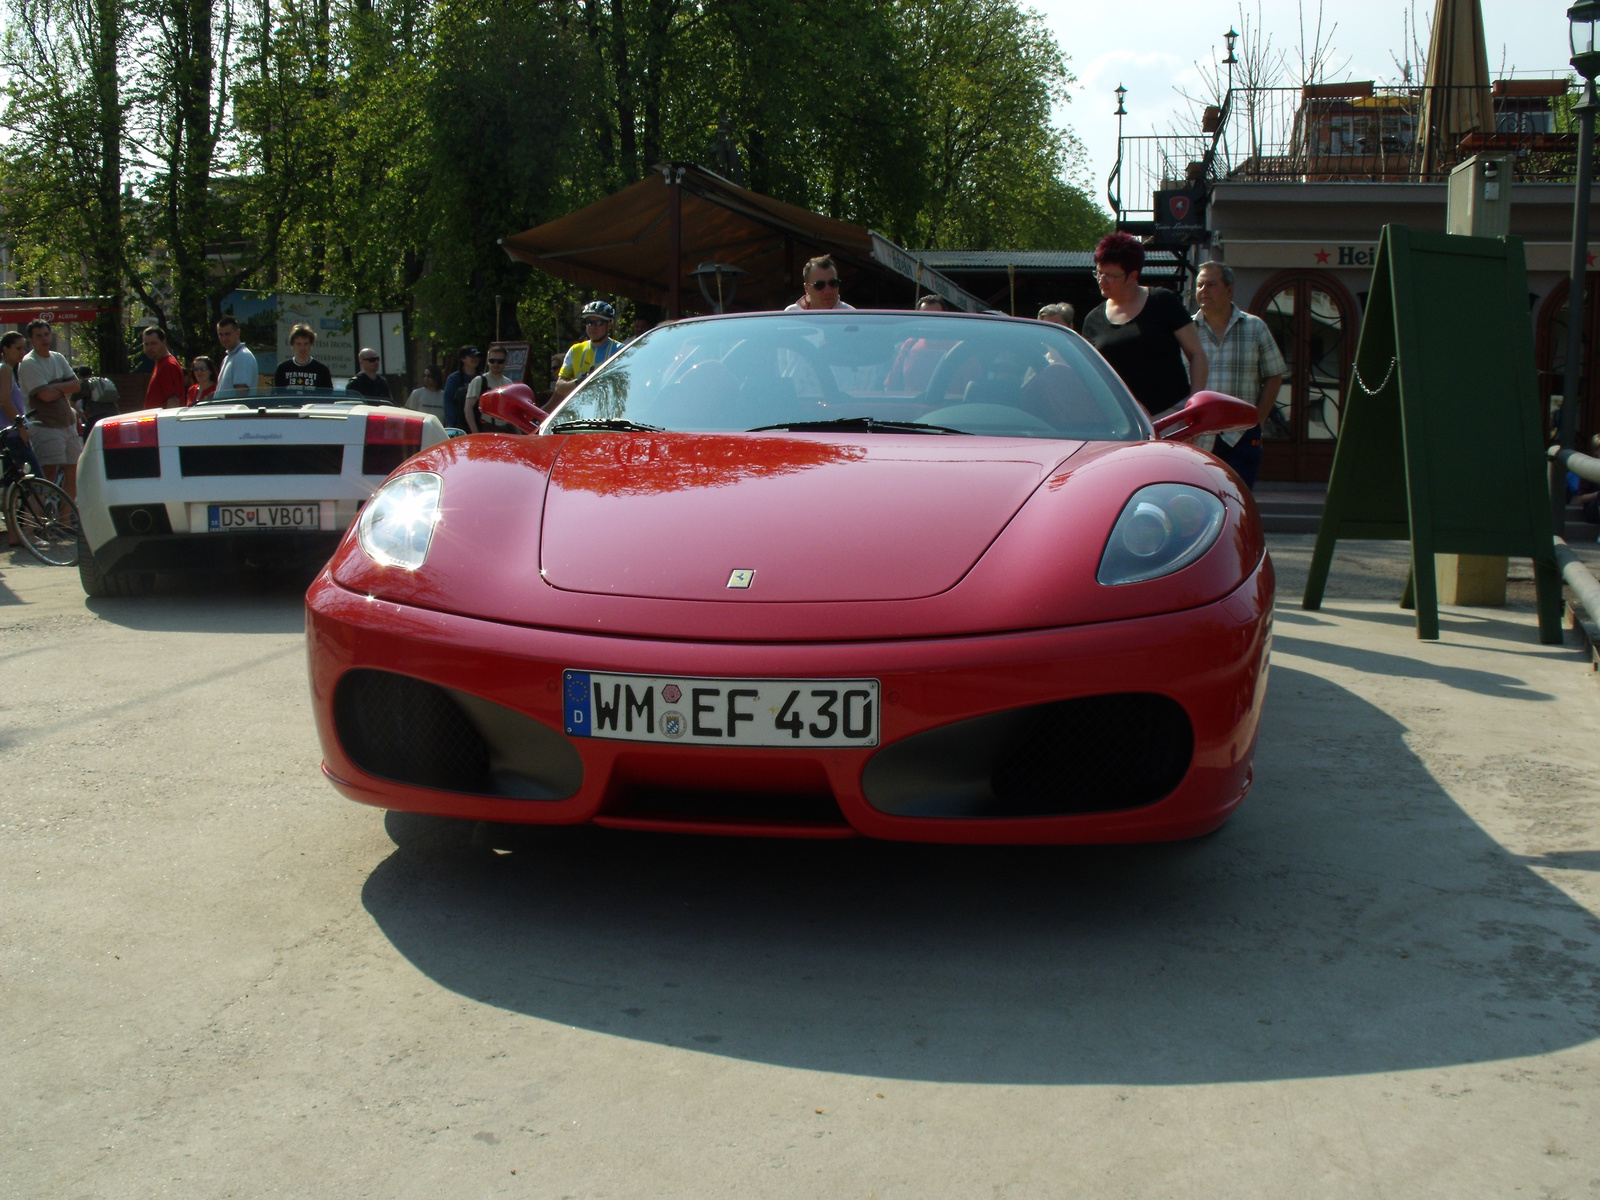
3, 536, 1600, 1199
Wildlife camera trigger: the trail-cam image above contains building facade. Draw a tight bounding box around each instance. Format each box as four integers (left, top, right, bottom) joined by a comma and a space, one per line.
1118, 78, 1591, 483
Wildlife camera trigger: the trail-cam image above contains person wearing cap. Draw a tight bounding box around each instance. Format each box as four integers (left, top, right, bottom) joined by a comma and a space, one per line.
443, 345, 481, 430
346, 347, 394, 402
553, 301, 624, 402
464, 344, 517, 433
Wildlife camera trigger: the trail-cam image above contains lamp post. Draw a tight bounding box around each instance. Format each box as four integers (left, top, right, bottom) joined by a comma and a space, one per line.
1221, 28, 1239, 169
1556, 1, 1600, 533
1110, 84, 1128, 222
689, 260, 746, 314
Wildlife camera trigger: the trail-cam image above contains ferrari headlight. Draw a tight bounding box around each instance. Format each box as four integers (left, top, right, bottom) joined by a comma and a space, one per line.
1097, 483, 1226, 586
357, 471, 441, 570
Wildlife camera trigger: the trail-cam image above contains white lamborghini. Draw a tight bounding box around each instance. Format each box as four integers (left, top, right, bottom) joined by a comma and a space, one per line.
76, 388, 449, 596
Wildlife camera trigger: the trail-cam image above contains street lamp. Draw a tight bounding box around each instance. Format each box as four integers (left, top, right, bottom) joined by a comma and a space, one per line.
1556, 2, 1600, 532
1573, 1, 1600, 76
689, 260, 746, 314
1109, 85, 1128, 221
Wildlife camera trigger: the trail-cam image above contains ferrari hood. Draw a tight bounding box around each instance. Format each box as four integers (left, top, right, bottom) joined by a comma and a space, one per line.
539, 433, 1077, 603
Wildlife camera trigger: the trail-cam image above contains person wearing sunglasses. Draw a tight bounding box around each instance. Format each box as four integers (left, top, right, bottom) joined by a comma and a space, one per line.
464, 344, 517, 432
346, 348, 395, 403
553, 300, 624, 402
785, 255, 854, 312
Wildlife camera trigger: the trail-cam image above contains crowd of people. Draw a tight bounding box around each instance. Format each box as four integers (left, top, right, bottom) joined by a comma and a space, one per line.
2, 231, 1286, 540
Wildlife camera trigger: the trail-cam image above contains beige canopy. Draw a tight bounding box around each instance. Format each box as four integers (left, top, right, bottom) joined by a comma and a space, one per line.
1420, 0, 1494, 175
500, 163, 984, 316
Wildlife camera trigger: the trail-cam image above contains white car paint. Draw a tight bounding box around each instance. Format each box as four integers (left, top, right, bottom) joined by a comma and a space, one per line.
76, 396, 449, 566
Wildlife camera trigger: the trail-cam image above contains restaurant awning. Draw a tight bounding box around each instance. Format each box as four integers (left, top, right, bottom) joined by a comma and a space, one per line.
0, 296, 112, 325
500, 163, 987, 315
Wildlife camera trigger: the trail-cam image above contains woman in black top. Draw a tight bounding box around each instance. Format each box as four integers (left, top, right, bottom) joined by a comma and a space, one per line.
1080, 232, 1207, 416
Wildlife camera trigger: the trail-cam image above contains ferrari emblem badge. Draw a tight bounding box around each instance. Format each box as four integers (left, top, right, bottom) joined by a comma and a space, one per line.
727, 569, 755, 589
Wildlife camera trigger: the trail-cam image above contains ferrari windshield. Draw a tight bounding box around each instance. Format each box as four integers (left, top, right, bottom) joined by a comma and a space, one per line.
194, 387, 394, 408
549, 312, 1145, 440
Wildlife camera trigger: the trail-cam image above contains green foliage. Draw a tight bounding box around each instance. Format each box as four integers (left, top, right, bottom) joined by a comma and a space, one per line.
1, 0, 1107, 372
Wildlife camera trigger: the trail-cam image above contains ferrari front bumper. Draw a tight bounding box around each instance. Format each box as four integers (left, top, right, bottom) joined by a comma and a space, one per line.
305, 553, 1274, 844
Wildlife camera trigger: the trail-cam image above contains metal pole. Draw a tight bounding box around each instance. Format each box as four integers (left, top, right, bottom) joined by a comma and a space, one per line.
1556, 79, 1597, 535
667, 167, 683, 320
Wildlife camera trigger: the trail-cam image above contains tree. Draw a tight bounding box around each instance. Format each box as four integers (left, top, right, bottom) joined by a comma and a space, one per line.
3, 0, 1106, 375
896, 0, 1104, 250
0, 0, 130, 369
418, 0, 582, 347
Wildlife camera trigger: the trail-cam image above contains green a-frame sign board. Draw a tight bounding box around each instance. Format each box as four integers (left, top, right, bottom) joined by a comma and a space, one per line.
1302, 224, 1563, 643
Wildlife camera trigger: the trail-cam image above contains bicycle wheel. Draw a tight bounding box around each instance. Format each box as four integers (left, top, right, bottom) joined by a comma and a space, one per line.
6, 475, 81, 566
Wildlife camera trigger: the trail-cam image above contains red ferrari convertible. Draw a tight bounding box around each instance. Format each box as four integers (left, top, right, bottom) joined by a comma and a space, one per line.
306, 310, 1272, 843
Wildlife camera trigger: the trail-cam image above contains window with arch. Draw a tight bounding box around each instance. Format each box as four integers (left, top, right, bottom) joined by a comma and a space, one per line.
1249, 270, 1358, 480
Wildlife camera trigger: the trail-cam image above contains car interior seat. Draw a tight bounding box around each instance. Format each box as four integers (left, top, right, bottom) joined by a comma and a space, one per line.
1017, 362, 1107, 430
962, 377, 1020, 408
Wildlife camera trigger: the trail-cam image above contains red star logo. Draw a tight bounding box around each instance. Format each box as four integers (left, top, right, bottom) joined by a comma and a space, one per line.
1589, 251, 1596, 268
1314, 248, 1330, 264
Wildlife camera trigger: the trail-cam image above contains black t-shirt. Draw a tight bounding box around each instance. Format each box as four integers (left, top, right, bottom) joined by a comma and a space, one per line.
1081, 287, 1194, 412
274, 358, 333, 389
346, 372, 393, 402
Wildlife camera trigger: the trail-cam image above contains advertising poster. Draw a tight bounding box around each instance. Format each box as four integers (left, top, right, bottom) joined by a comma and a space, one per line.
280, 294, 356, 377
217, 291, 356, 381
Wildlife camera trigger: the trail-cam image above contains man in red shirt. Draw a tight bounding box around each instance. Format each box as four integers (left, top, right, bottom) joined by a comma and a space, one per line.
141, 326, 185, 409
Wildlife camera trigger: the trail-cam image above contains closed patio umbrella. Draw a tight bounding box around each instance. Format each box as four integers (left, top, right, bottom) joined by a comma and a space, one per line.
1420, 0, 1494, 175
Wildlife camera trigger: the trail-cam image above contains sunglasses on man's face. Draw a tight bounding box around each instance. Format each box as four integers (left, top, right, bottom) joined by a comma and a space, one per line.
360, 357, 379, 363
584, 319, 609, 326
487, 358, 506, 365
808, 278, 841, 290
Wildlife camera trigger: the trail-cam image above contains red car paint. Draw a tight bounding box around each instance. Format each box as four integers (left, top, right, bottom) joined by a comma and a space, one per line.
307, 425, 1273, 844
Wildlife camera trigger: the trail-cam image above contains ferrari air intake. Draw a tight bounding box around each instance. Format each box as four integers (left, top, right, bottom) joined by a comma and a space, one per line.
334, 669, 583, 800
862, 693, 1193, 818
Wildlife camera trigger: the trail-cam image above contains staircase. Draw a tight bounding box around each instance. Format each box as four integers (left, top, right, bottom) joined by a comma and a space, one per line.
1252, 481, 1600, 541
1253, 483, 1325, 534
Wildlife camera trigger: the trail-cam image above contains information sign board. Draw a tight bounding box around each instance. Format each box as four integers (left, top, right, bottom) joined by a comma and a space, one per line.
1302, 224, 1563, 643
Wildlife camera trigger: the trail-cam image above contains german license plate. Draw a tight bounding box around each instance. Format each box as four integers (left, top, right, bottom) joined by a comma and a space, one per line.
563, 671, 879, 747
207, 503, 321, 531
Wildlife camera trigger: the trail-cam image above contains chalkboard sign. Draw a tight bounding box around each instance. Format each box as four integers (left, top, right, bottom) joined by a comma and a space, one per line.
1302, 224, 1563, 643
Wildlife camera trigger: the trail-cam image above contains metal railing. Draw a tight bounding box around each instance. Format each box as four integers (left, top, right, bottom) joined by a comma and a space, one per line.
1114, 81, 1579, 224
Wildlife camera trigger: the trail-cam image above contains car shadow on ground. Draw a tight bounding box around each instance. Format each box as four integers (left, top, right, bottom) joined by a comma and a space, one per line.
360, 665, 1600, 1086
81, 568, 314, 635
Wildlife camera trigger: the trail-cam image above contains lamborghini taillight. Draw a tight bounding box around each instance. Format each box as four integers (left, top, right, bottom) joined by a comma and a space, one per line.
101, 414, 161, 479
362, 412, 424, 476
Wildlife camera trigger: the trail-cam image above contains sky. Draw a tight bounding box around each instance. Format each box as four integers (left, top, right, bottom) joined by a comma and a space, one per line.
1030, 0, 1573, 211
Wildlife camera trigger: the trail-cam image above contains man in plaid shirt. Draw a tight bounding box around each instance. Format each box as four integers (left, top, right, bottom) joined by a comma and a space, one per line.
1192, 261, 1285, 489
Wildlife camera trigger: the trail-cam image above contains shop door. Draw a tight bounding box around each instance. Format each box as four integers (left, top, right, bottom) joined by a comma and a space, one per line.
1252, 271, 1356, 483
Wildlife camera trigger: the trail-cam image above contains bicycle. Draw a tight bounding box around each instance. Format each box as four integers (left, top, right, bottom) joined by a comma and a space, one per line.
2, 419, 81, 567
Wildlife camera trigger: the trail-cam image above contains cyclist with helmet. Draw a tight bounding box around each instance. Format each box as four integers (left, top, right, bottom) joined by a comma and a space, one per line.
553, 301, 624, 402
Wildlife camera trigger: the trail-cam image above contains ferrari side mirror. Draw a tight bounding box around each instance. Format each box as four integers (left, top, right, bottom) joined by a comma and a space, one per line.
1152, 390, 1260, 443
477, 383, 550, 434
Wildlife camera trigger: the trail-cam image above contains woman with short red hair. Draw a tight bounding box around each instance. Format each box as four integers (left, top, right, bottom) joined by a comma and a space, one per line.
1081, 232, 1207, 416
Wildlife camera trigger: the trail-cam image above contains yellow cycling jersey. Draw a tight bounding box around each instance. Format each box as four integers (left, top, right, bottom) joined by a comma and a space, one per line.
559, 337, 623, 382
